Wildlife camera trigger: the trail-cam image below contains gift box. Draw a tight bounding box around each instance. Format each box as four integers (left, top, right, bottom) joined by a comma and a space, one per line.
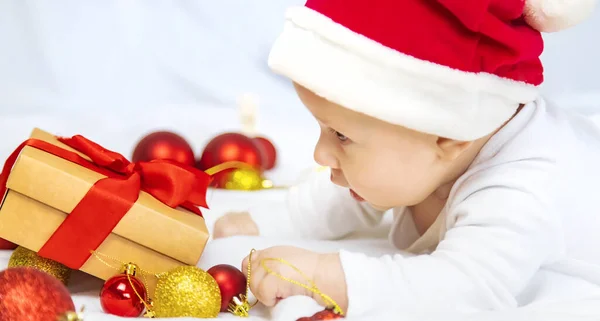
0, 128, 211, 295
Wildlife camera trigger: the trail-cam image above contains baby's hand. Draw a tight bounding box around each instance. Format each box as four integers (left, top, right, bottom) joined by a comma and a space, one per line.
213, 212, 259, 239
242, 246, 348, 313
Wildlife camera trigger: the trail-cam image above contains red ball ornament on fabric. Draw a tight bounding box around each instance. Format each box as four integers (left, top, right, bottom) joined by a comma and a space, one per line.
0, 267, 76, 321
0, 238, 17, 250
132, 131, 195, 166
198, 133, 263, 170
207, 264, 247, 312
100, 266, 148, 318
252, 136, 277, 170
197, 133, 264, 187
296, 308, 344, 321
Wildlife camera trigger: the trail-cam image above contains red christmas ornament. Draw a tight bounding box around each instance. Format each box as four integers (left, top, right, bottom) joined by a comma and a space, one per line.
198, 133, 263, 169
197, 133, 264, 187
0, 267, 76, 321
252, 136, 277, 170
132, 131, 195, 166
0, 238, 17, 250
296, 308, 344, 321
100, 264, 148, 318
207, 264, 247, 312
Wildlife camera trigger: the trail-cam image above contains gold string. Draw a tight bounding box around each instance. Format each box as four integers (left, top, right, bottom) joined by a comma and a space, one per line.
228, 249, 258, 317
260, 258, 344, 316
90, 250, 161, 278
246, 249, 258, 308
126, 271, 153, 313
204, 161, 290, 190
230, 249, 343, 317
245, 249, 254, 302
205, 161, 258, 176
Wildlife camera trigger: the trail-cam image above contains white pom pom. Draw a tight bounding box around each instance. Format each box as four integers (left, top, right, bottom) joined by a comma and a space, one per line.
524, 0, 597, 32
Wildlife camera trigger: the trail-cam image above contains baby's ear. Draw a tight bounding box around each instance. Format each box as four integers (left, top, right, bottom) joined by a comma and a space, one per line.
435, 137, 473, 161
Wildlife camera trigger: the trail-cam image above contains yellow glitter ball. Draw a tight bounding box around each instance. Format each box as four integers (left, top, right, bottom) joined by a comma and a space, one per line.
153, 266, 221, 318
8, 246, 71, 285
224, 168, 265, 191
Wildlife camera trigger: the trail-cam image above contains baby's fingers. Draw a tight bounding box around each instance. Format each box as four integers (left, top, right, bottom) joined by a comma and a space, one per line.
253, 274, 291, 307
242, 250, 289, 307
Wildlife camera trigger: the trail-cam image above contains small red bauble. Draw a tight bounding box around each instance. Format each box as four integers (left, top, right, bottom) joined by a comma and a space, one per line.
296, 308, 344, 321
100, 267, 147, 318
0, 238, 17, 250
197, 133, 264, 187
252, 136, 277, 170
0, 267, 76, 321
132, 131, 195, 166
207, 264, 247, 312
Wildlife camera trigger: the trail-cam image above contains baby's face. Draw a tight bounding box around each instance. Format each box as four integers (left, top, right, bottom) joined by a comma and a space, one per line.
294, 84, 448, 210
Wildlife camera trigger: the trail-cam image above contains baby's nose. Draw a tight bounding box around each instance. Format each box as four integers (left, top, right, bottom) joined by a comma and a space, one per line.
313, 145, 339, 169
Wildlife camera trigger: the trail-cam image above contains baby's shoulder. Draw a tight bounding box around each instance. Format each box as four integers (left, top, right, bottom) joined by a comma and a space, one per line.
453, 100, 600, 208
481, 99, 600, 169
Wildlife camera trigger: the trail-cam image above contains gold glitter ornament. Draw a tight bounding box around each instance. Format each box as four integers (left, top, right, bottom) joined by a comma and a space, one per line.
8, 246, 71, 285
224, 168, 268, 191
153, 266, 221, 318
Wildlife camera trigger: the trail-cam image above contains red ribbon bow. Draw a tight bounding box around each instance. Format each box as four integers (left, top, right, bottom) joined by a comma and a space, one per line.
0, 134, 211, 269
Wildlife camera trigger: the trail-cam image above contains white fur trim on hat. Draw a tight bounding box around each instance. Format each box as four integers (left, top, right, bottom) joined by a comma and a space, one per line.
524, 0, 597, 32
268, 7, 539, 141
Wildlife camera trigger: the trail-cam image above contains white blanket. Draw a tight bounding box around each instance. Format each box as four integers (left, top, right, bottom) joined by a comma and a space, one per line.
2, 189, 600, 321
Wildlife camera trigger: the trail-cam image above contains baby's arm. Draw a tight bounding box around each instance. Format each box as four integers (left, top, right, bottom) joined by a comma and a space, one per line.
242, 161, 562, 314
215, 167, 386, 239
335, 169, 562, 315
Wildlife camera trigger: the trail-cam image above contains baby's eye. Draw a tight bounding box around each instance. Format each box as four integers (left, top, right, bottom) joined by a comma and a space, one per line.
329, 128, 349, 142
336, 131, 348, 142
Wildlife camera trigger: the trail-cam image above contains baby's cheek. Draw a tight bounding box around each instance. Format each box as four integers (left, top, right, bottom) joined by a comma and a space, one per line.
351, 163, 383, 189
362, 162, 425, 206
351, 166, 398, 203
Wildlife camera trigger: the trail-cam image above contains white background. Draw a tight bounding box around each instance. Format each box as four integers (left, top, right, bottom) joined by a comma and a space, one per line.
0, 1, 598, 184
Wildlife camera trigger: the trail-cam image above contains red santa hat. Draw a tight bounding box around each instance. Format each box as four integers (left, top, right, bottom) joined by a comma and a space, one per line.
268, 0, 597, 141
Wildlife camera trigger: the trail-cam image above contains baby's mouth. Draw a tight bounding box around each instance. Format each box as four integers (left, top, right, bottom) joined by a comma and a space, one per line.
350, 189, 365, 202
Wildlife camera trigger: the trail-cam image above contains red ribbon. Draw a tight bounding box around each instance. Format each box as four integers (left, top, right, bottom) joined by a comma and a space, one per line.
0, 135, 211, 269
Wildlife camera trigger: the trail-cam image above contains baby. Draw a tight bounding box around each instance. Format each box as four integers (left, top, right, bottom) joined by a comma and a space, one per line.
215, 0, 600, 316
